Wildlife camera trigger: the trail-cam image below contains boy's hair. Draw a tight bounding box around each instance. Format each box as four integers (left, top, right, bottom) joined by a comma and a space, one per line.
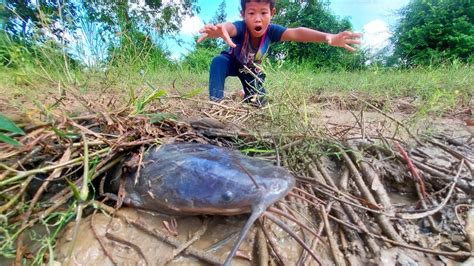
240, 0, 276, 11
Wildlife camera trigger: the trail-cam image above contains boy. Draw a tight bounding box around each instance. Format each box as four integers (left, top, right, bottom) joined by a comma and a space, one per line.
197, 0, 361, 106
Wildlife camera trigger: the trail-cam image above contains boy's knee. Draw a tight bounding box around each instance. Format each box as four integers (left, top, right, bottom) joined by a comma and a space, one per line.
211, 55, 229, 68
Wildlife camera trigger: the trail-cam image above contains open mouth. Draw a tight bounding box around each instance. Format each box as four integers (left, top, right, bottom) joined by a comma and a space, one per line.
255, 26, 262, 32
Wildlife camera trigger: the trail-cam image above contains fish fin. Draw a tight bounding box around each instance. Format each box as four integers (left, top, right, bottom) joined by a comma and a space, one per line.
223, 204, 265, 266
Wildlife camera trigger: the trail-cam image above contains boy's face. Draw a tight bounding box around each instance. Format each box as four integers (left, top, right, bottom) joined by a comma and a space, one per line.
242, 2, 276, 39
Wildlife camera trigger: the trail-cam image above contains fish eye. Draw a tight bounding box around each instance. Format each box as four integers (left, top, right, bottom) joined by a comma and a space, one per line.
222, 191, 233, 202
271, 183, 281, 192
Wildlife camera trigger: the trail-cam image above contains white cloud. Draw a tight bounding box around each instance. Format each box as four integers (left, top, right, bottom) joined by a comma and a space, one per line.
180, 15, 204, 35
362, 19, 391, 52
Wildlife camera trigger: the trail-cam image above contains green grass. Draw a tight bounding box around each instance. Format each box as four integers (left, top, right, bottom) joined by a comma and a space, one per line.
1, 62, 472, 119
0, 28, 472, 119
120, 62, 474, 106
265, 63, 473, 115
1, 28, 473, 265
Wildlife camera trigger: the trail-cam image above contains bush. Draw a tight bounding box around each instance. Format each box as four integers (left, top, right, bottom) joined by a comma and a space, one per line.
181, 47, 222, 72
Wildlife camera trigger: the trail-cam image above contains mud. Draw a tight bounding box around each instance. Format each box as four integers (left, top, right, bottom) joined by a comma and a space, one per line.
54, 208, 331, 265
2, 91, 473, 265
319, 108, 472, 141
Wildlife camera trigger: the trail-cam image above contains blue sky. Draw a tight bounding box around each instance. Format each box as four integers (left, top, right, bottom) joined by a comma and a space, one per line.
329, 0, 410, 31
166, 0, 411, 59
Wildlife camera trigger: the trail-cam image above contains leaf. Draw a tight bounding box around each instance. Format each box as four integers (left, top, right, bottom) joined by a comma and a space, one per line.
142, 89, 167, 105
66, 178, 81, 201
183, 87, 205, 98
240, 148, 274, 154
0, 114, 25, 135
52, 127, 80, 139
50, 148, 72, 180
148, 112, 178, 123
0, 133, 22, 146
135, 89, 167, 114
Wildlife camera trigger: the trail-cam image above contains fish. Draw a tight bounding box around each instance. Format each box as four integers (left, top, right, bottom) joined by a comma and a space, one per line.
111, 143, 312, 265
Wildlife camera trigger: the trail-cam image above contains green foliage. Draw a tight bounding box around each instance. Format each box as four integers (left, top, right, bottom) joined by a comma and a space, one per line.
3, 1, 81, 43
182, 0, 228, 71
2, 0, 196, 78
182, 45, 221, 71
130, 82, 168, 114
266, 61, 473, 115
0, 30, 79, 87
392, 0, 474, 66
108, 30, 172, 71
30, 209, 75, 265
0, 113, 24, 134
0, 113, 24, 146
0, 31, 29, 67
83, 0, 199, 36
271, 0, 364, 70
210, 0, 227, 25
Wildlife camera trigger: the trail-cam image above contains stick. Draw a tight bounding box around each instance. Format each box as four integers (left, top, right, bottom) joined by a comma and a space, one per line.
257, 223, 269, 266
396, 160, 463, 219
339, 146, 405, 243
395, 142, 427, 198
264, 212, 322, 265
345, 146, 394, 212
310, 157, 378, 255
0, 148, 110, 187
396, 142, 439, 232
0, 147, 42, 181
106, 231, 150, 265
166, 218, 209, 264
320, 205, 346, 266
427, 138, 474, 174
259, 218, 287, 265
64, 202, 85, 266
134, 146, 145, 185
93, 201, 222, 265
268, 207, 321, 239
349, 94, 421, 144
294, 178, 391, 215
90, 210, 117, 264
330, 216, 473, 258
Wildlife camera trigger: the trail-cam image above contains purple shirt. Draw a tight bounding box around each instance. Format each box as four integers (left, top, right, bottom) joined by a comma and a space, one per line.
228, 20, 287, 68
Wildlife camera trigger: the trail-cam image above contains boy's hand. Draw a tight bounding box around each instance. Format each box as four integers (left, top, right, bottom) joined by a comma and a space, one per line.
197, 23, 237, 48
326, 31, 362, 52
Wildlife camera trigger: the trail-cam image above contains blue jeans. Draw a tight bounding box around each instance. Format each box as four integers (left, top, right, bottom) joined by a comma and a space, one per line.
209, 53, 266, 104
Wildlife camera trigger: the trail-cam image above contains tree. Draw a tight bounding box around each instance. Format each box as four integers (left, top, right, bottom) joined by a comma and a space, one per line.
0, 1, 82, 68
0, 1, 7, 29
182, 0, 227, 70
2, 1, 199, 69
196, 0, 227, 50
391, 0, 474, 66
83, 0, 199, 36
210, 0, 227, 25
3, 1, 80, 42
271, 0, 364, 70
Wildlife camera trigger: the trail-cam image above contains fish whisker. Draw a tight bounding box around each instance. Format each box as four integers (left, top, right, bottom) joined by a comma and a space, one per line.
263, 211, 322, 265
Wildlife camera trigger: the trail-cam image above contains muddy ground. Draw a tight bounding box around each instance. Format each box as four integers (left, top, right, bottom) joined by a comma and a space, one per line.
1, 89, 473, 265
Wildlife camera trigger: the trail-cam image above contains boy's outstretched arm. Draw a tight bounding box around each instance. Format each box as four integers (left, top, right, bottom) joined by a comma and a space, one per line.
281, 27, 362, 52
197, 22, 238, 48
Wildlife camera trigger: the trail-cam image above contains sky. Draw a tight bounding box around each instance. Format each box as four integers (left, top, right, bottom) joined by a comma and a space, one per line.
166, 0, 411, 59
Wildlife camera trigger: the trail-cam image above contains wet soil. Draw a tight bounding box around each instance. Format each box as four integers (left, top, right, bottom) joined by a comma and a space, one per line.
54, 208, 326, 265
1, 90, 473, 265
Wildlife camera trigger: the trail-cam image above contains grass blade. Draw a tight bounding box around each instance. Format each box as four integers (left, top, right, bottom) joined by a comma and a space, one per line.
0, 114, 25, 135
0, 133, 22, 146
